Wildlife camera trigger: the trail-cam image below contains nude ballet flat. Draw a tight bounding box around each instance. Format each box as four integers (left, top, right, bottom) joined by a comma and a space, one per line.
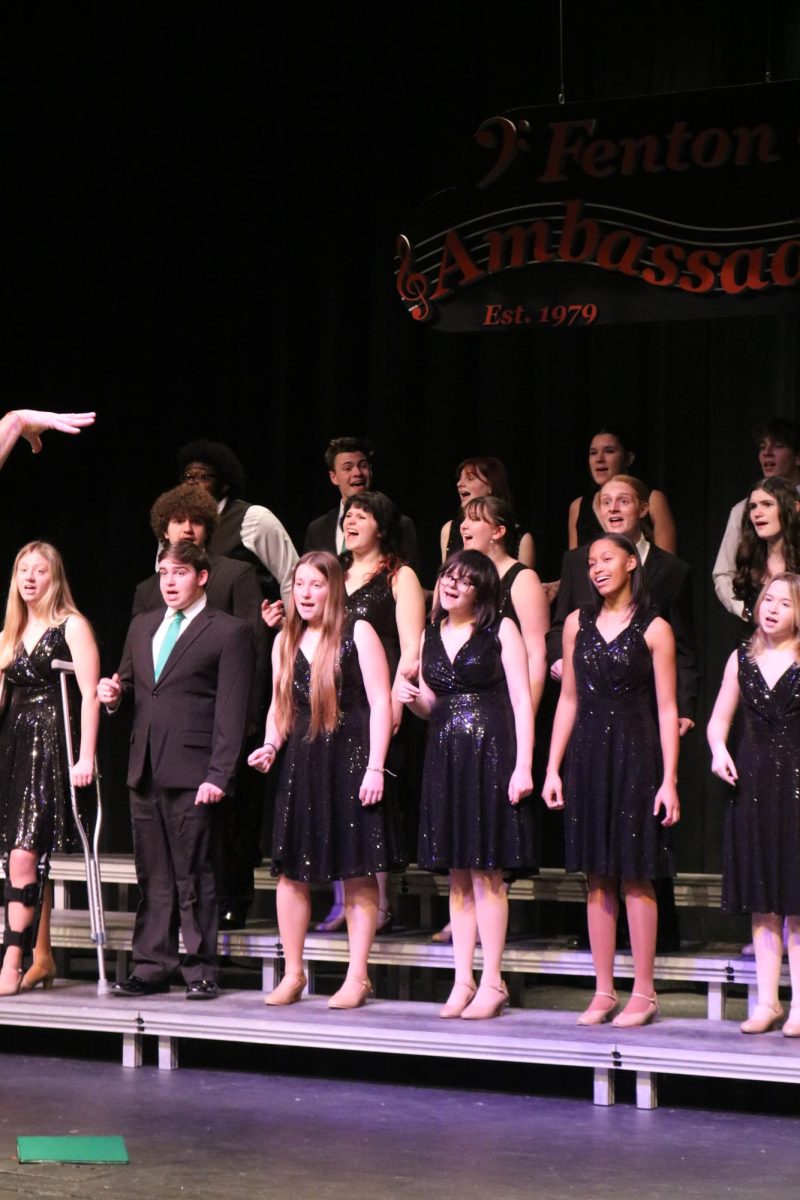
612, 992, 659, 1028
265, 973, 307, 1006
439, 981, 477, 1019
576, 990, 619, 1026
460, 981, 509, 1020
328, 978, 373, 1009
740, 1001, 783, 1034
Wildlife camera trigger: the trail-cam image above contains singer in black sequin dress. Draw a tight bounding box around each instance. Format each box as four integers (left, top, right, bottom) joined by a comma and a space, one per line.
271, 633, 404, 882
398, 551, 535, 1019
0, 540, 100, 997
563, 606, 674, 880
0, 624, 78, 855
544, 534, 679, 1027
722, 646, 800, 915
250, 551, 396, 1008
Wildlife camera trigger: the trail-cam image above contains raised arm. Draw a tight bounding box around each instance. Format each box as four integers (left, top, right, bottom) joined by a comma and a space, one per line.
64, 614, 101, 787
712, 500, 747, 619
240, 505, 299, 606
510, 568, 549, 716
706, 650, 741, 786
646, 616, 680, 826
353, 619, 392, 806
498, 617, 534, 804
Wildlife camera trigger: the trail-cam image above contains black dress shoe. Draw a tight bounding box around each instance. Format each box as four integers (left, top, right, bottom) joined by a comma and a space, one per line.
111, 975, 170, 998
218, 906, 247, 930
185, 979, 220, 1000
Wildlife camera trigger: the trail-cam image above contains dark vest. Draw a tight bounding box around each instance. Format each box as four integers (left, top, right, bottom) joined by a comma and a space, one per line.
208, 497, 280, 600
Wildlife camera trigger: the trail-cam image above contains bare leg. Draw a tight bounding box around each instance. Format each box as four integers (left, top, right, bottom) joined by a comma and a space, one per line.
751, 912, 783, 1009
449, 869, 477, 985
784, 916, 800, 1033
266, 875, 311, 1004
376, 870, 392, 930
1, 849, 39, 992
316, 878, 346, 931
618, 878, 657, 1019
471, 870, 507, 988
580, 874, 619, 1020
328, 875, 377, 1007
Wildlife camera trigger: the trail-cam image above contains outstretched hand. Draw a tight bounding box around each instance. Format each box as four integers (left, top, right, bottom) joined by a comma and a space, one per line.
14, 410, 96, 453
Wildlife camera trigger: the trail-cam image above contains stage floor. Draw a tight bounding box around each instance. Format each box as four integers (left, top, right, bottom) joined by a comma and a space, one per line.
0, 1047, 796, 1200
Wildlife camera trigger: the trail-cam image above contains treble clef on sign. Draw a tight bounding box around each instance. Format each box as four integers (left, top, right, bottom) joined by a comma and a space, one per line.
396, 235, 431, 322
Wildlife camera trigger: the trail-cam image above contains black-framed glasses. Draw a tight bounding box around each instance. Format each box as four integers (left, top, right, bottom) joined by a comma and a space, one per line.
441, 571, 475, 593
181, 470, 217, 484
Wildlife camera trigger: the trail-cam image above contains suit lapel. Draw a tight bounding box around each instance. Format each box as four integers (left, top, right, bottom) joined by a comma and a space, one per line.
156, 608, 215, 684
137, 609, 165, 688
644, 545, 664, 590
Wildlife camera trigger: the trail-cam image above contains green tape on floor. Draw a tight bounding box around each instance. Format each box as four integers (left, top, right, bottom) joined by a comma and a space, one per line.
17, 1135, 129, 1164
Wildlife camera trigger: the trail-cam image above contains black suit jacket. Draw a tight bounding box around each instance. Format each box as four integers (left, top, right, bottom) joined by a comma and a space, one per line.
117, 605, 254, 794
303, 506, 420, 574
132, 553, 268, 721
546, 544, 700, 721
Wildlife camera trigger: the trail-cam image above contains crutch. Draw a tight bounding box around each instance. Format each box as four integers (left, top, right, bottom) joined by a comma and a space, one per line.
52, 659, 109, 993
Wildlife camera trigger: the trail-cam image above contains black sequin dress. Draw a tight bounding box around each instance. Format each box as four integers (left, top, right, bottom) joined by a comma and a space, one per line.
345, 571, 399, 678
271, 633, 405, 883
497, 562, 530, 627
722, 647, 800, 914
0, 624, 79, 855
418, 620, 535, 872
564, 606, 673, 879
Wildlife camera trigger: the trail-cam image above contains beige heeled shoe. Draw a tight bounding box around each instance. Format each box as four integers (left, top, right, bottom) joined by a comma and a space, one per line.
328, 977, 373, 1009
612, 992, 658, 1028
740, 1001, 783, 1034
460, 981, 509, 1020
577, 990, 619, 1026
439, 981, 477, 1019
782, 1008, 800, 1037
265, 972, 307, 1006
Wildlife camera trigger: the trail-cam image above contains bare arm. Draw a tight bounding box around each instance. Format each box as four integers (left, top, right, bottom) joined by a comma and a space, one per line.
518, 532, 536, 568
542, 609, 580, 808
510, 568, 549, 717
0, 410, 95, 468
440, 520, 451, 563
394, 630, 437, 719
391, 564, 427, 728
567, 496, 581, 550
648, 489, 677, 554
646, 616, 680, 825
354, 619, 393, 805
498, 618, 534, 804
64, 615, 101, 787
248, 634, 286, 772
706, 651, 741, 786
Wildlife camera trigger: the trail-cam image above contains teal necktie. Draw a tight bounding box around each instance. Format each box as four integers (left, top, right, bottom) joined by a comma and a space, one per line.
154, 610, 185, 680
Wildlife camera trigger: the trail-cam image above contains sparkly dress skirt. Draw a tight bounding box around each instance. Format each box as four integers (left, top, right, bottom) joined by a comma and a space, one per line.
722, 650, 800, 914
0, 624, 80, 856
271, 637, 405, 883
417, 622, 536, 873
564, 607, 674, 880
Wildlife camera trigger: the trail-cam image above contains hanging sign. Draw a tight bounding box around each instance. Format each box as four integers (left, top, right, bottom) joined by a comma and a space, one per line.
395, 81, 800, 330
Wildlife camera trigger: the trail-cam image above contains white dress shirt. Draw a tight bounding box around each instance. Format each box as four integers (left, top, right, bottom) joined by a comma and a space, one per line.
151, 595, 207, 670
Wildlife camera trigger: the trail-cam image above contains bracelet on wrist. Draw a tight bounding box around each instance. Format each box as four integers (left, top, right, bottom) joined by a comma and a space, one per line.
366, 765, 384, 773
264, 742, 278, 755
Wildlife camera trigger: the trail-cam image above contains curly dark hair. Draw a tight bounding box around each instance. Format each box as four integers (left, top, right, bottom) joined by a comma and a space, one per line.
177, 440, 246, 498
733, 477, 800, 601
432, 549, 499, 631
339, 491, 405, 575
149, 484, 218, 545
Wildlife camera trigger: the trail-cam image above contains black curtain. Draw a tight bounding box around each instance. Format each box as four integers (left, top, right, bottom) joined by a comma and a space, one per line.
2, 1, 799, 864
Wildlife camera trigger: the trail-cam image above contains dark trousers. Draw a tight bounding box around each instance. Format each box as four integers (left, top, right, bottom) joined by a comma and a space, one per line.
130, 784, 219, 984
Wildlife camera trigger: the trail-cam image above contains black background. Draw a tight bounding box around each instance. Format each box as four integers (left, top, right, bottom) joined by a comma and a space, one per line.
2, 1, 799, 865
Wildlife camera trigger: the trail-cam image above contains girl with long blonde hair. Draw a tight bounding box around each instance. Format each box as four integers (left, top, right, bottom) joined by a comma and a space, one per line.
0, 542, 100, 995
249, 552, 397, 1009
